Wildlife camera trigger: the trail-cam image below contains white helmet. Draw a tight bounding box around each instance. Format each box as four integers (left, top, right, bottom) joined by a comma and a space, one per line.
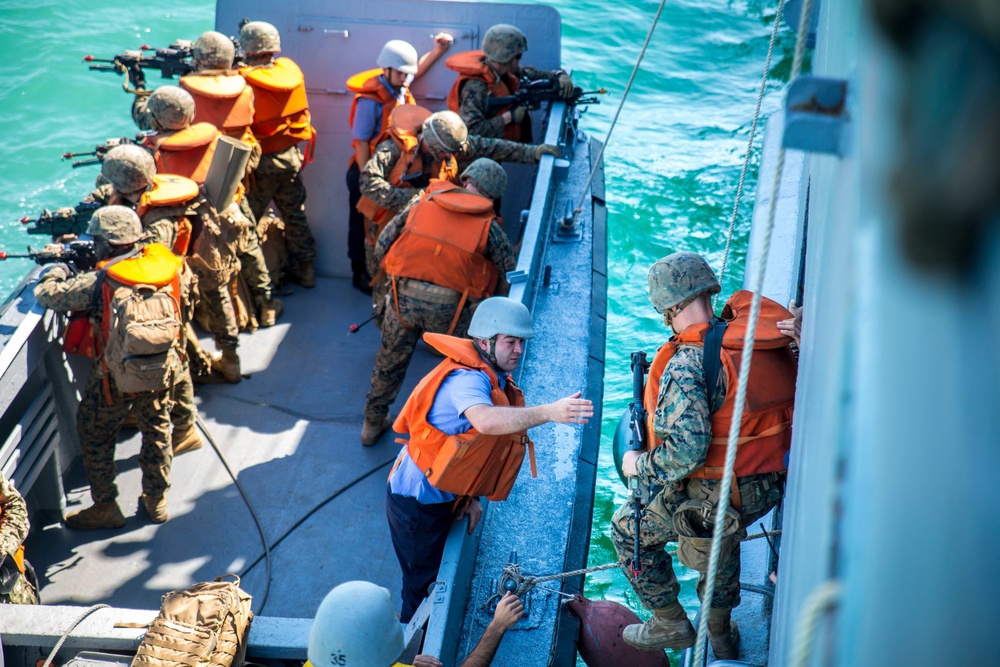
377, 40, 418, 75
468, 297, 534, 339
307, 581, 404, 667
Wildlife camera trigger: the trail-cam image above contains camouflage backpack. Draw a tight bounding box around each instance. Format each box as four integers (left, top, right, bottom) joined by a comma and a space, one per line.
131, 575, 253, 667
95, 245, 185, 394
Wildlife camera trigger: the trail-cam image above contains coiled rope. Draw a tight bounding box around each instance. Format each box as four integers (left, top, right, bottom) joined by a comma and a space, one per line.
572, 0, 669, 218
716, 0, 787, 303
692, 0, 815, 663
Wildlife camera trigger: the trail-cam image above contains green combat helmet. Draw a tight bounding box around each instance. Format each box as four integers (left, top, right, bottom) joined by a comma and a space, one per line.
483, 24, 528, 64
647, 252, 721, 313
240, 21, 281, 56
468, 296, 534, 340
377, 40, 418, 75
422, 110, 468, 154
193, 31, 235, 70
87, 205, 142, 245
461, 158, 507, 200
146, 86, 196, 131
102, 145, 156, 195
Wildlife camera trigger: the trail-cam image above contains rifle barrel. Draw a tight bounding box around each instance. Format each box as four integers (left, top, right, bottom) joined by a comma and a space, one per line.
72, 158, 102, 168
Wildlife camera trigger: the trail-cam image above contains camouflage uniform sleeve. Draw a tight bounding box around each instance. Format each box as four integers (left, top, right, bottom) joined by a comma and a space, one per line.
635, 345, 727, 488
0, 476, 29, 558
137, 213, 178, 251
520, 66, 562, 84
359, 140, 418, 213
484, 220, 516, 274
131, 93, 155, 132
461, 136, 538, 167
84, 184, 114, 206
33, 267, 99, 313
457, 79, 506, 139
374, 196, 419, 263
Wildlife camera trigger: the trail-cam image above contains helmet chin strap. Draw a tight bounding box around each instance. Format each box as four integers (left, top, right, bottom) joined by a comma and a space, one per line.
474, 336, 502, 370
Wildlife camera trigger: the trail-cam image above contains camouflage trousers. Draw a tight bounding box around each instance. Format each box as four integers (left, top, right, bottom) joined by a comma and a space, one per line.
611, 473, 783, 611
77, 364, 174, 504
192, 268, 240, 351
246, 145, 317, 265
364, 217, 389, 326
364, 280, 476, 422
170, 362, 196, 433
237, 197, 273, 306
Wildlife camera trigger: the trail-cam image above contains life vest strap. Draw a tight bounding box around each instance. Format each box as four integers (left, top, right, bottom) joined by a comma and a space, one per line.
525, 435, 537, 478
708, 420, 790, 445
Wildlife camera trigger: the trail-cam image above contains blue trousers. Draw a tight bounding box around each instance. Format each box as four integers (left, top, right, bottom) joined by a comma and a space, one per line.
385, 484, 456, 623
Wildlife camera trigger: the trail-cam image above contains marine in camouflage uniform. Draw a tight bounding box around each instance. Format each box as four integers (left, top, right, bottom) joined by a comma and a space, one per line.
33, 206, 189, 528
611, 252, 786, 657
362, 160, 516, 440
450, 24, 574, 140
0, 475, 37, 605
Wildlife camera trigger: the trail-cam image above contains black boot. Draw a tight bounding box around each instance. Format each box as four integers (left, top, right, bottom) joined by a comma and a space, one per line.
352, 261, 372, 295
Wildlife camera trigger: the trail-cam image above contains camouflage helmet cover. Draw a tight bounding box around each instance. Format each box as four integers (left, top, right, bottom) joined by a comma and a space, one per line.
461, 158, 507, 200
647, 252, 721, 312
102, 145, 156, 194
87, 205, 142, 245
146, 86, 196, 131
193, 31, 235, 69
421, 110, 468, 153
482, 24, 528, 63
240, 21, 281, 56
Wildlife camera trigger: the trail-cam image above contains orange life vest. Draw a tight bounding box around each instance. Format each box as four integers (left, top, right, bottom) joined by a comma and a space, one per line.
383, 181, 498, 335
141, 123, 220, 186
241, 57, 316, 159
136, 174, 201, 255
179, 72, 257, 146
644, 290, 797, 479
0, 505, 26, 576
347, 68, 415, 166
356, 105, 459, 234
393, 333, 536, 501
445, 50, 528, 142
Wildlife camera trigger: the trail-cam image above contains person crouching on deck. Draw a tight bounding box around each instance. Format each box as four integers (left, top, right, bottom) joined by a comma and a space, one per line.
384, 297, 593, 622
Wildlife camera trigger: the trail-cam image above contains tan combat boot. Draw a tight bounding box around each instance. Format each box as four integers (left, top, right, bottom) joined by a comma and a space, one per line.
172, 424, 203, 455
361, 415, 392, 447
259, 298, 284, 327
211, 348, 242, 384
65, 502, 126, 530
708, 606, 740, 660
141, 494, 168, 524
623, 600, 696, 651
292, 261, 316, 288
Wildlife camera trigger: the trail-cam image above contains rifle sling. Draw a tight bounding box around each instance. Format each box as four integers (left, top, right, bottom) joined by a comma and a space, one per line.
702, 317, 728, 414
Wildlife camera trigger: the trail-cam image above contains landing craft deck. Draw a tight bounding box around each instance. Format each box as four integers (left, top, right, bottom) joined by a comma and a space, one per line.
0, 1, 606, 665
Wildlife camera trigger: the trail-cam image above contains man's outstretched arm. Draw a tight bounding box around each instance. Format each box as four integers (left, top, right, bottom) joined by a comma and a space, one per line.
464, 391, 593, 435
459, 592, 524, 667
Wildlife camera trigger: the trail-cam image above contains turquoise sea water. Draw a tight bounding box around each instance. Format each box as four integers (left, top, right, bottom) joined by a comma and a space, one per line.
0, 0, 792, 657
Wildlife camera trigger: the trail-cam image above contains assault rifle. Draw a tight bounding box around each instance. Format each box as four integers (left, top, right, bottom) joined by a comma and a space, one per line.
484, 78, 606, 116
626, 350, 650, 575
19, 201, 101, 237
62, 136, 145, 168
0, 240, 98, 273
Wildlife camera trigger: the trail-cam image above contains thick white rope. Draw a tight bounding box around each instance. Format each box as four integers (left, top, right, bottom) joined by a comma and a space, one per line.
41, 604, 110, 667
789, 580, 841, 667
716, 0, 786, 304
692, 0, 815, 663
572, 0, 669, 217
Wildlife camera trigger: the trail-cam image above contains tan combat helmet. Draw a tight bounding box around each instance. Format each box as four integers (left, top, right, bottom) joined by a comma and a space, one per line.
87, 205, 143, 245
102, 145, 156, 195
461, 158, 507, 200
647, 252, 721, 313
146, 86, 196, 131
421, 110, 468, 154
240, 21, 281, 56
483, 24, 528, 64
193, 30, 235, 70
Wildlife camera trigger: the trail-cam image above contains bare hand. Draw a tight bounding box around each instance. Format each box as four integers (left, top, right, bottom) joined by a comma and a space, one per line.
547, 391, 593, 424
413, 655, 443, 667
556, 72, 575, 98
533, 143, 561, 160
433, 33, 454, 51
492, 592, 525, 632
456, 498, 483, 534
622, 450, 641, 477
777, 301, 803, 347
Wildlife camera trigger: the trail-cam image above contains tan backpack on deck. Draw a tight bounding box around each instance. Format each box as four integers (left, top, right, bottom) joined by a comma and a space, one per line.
132, 575, 254, 667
